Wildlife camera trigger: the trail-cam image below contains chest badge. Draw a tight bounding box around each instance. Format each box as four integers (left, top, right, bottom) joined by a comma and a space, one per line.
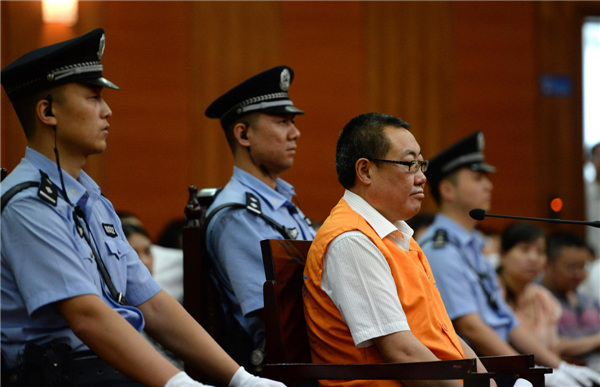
102, 223, 118, 238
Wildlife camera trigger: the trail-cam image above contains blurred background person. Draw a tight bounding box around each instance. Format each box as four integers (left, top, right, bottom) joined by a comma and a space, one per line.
122, 223, 154, 274
585, 142, 600, 258
497, 222, 561, 356
122, 222, 185, 370
119, 212, 184, 303
542, 232, 600, 372
584, 142, 600, 307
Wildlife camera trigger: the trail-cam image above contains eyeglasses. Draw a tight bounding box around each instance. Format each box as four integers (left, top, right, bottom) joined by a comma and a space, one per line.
369, 158, 429, 173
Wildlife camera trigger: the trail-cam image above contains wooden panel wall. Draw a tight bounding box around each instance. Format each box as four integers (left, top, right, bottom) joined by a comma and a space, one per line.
2, 1, 598, 240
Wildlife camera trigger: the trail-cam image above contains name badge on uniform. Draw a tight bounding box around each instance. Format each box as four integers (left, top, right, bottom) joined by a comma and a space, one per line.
102, 223, 118, 237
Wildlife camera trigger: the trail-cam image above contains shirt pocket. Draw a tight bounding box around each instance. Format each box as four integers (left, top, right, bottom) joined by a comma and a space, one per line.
104, 238, 131, 261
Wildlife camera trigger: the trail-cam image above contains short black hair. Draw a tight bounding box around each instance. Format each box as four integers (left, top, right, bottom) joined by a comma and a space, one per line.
500, 222, 545, 254
11, 86, 62, 139
335, 112, 410, 189
121, 223, 150, 240
546, 231, 595, 264
158, 218, 186, 249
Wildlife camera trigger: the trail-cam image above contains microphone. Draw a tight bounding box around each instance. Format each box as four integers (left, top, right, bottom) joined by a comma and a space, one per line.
469, 209, 600, 228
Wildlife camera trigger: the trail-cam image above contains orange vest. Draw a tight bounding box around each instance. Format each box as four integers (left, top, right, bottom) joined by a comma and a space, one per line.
303, 198, 465, 386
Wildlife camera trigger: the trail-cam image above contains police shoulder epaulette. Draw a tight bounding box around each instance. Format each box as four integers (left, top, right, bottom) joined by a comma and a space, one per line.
37, 170, 58, 206
1, 170, 59, 213
245, 192, 262, 214
432, 229, 449, 249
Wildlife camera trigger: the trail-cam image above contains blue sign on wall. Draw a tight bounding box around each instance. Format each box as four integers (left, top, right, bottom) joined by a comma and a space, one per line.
539, 74, 573, 97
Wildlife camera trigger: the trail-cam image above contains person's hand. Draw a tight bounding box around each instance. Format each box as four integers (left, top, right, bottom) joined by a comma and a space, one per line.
559, 361, 600, 387
165, 371, 215, 387
545, 367, 581, 387
228, 366, 286, 387
512, 378, 532, 387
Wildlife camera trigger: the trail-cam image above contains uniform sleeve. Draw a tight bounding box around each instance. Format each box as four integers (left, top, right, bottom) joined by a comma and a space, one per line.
1, 198, 99, 315
207, 208, 283, 315
422, 243, 480, 321
322, 231, 410, 348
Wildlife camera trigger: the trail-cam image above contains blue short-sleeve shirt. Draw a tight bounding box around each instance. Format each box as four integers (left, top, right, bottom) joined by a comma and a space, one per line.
1, 148, 161, 368
418, 214, 518, 342
206, 167, 315, 346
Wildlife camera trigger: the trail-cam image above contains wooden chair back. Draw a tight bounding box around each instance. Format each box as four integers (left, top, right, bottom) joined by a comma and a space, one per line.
260, 238, 551, 386
261, 239, 312, 364
182, 186, 224, 383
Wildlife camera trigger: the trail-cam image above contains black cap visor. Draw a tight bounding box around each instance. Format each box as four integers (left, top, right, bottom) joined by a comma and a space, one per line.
261, 104, 304, 116
470, 162, 496, 173
83, 76, 119, 90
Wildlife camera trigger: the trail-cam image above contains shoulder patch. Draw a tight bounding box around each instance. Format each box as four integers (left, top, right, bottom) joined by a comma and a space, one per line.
37, 171, 58, 206
245, 192, 261, 215
432, 229, 449, 249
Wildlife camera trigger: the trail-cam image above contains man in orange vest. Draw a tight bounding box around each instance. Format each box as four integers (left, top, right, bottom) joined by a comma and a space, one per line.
303, 113, 499, 387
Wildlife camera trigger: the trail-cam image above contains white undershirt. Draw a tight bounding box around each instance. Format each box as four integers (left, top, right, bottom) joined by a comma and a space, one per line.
321, 190, 414, 348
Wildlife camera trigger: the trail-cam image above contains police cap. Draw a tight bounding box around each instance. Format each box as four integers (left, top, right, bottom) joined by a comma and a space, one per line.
205, 65, 304, 128
427, 131, 496, 194
1, 28, 119, 102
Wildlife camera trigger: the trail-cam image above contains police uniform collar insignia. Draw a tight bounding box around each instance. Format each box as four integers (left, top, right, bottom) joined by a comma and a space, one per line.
279, 68, 291, 91
102, 223, 118, 237
37, 170, 58, 206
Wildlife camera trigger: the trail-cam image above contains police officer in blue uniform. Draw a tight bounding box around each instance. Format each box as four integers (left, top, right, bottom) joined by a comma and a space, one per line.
419, 131, 600, 387
204, 66, 316, 370
1, 28, 285, 387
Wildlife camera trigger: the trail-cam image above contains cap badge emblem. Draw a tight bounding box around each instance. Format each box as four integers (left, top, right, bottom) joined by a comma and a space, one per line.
97, 34, 106, 59
477, 132, 485, 151
279, 68, 291, 91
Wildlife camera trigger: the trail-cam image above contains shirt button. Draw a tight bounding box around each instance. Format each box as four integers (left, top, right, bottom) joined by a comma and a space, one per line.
117, 249, 121, 254
90, 252, 94, 258
442, 323, 449, 332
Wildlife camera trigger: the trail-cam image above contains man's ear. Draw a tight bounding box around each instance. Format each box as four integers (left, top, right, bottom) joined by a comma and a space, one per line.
233, 122, 251, 147
355, 158, 373, 185
439, 179, 455, 203
36, 98, 57, 127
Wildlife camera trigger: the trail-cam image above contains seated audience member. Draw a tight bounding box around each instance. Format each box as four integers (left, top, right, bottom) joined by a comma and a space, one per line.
118, 212, 184, 303
542, 232, 600, 372
154, 218, 185, 304
122, 223, 185, 370
497, 222, 561, 353
0, 29, 283, 387
204, 65, 316, 369
303, 112, 501, 387
122, 223, 155, 274
480, 226, 502, 269
158, 218, 186, 249
582, 258, 600, 307
418, 131, 600, 386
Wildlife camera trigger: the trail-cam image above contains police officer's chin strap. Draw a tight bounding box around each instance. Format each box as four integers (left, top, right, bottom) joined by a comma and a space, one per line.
51, 120, 128, 306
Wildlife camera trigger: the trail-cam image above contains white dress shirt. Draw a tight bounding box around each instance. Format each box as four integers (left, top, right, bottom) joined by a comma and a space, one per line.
321, 190, 414, 348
